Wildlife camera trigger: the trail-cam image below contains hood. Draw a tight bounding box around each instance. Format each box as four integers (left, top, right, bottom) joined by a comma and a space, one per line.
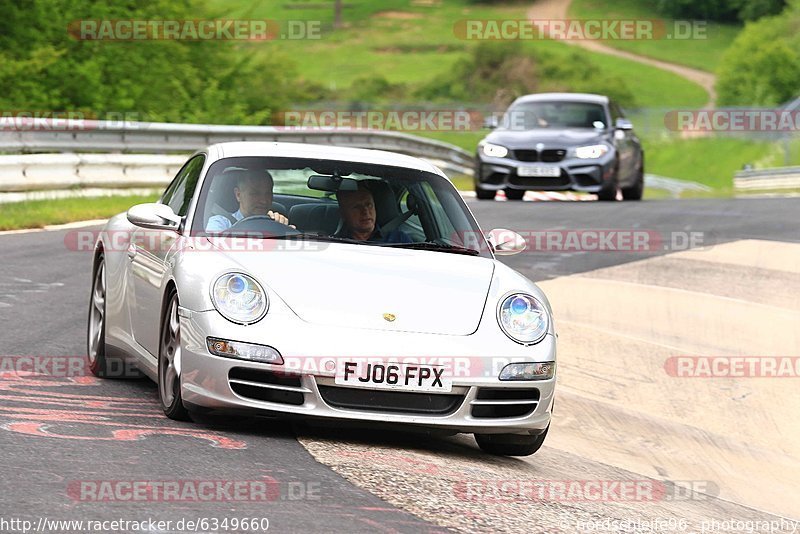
206, 239, 495, 336
485, 128, 608, 149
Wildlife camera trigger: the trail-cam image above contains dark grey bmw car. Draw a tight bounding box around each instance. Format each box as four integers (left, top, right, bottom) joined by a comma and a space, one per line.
475, 93, 644, 201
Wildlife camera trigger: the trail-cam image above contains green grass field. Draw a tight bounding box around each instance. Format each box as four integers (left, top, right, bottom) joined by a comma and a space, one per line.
0, 194, 159, 231
568, 0, 740, 72
641, 136, 796, 191
206, 0, 708, 108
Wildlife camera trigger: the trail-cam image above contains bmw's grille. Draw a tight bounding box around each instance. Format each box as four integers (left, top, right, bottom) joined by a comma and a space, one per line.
470, 388, 539, 418
513, 149, 538, 162
318, 385, 464, 415
512, 149, 567, 163
541, 149, 567, 162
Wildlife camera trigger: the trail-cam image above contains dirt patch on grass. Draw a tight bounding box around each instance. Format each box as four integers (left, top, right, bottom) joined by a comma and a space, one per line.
373, 10, 423, 20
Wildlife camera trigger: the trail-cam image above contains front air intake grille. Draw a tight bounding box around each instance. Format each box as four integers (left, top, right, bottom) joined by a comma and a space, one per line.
471, 388, 540, 419
318, 385, 464, 415
228, 367, 307, 406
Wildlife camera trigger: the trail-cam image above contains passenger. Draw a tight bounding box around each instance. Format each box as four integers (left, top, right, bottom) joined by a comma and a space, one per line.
206, 169, 289, 232
336, 184, 412, 243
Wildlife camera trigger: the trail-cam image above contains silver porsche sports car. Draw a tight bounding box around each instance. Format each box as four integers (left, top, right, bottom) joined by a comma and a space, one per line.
87, 142, 556, 456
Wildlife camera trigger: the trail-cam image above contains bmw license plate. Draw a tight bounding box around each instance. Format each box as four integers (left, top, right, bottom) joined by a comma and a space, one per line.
335, 361, 452, 392
517, 164, 561, 178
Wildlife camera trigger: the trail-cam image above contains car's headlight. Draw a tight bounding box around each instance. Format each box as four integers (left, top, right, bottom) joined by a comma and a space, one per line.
574, 144, 610, 159
497, 293, 550, 344
211, 273, 268, 324
481, 142, 509, 158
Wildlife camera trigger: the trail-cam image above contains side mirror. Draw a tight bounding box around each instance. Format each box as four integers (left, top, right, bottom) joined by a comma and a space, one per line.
615, 118, 633, 131
127, 203, 181, 231
483, 115, 499, 130
486, 228, 526, 256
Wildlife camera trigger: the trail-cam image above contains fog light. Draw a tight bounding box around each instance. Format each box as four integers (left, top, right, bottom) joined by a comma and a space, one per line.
499, 362, 555, 381
206, 337, 283, 364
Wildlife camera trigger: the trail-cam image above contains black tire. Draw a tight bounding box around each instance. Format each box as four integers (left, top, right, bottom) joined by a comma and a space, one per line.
476, 187, 496, 200
597, 174, 619, 201
475, 425, 549, 456
504, 188, 525, 201
87, 254, 112, 377
622, 166, 644, 201
158, 289, 190, 421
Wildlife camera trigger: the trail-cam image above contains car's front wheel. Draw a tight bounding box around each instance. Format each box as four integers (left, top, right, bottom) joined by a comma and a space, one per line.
504, 188, 525, 201
475, 425, 549, 456
622, 165, 644, 201
475, 187, 496, 200
87, 255, 111, 377
159, 290, 190, 420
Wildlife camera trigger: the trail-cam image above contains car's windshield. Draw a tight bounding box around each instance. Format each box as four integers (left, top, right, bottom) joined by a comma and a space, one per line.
501, 101, 607, 130
190, 156, 491, 257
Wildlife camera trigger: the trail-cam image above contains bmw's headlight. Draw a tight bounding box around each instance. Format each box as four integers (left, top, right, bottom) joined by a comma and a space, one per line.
497, 293, 549, 344
574, 144, 610, 159
211, 273, 268, 324
481, 142, 509, 158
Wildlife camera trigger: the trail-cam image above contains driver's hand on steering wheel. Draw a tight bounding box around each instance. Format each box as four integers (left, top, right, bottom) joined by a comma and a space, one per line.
268, 210, 295, 228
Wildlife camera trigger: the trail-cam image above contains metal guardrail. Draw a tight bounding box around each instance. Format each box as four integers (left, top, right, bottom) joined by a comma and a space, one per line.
0, 119, 474, 172
0, 154, 186, 192
734, 166, 800, 191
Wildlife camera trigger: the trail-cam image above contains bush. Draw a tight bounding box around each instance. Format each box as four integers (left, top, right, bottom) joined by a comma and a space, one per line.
655, 0, 785, 22
0, 0, 302, 125
415, 42, 635, 108
716, 5, 800, 106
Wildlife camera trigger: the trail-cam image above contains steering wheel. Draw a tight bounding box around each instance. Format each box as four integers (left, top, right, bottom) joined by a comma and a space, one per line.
225, 215, 300, 236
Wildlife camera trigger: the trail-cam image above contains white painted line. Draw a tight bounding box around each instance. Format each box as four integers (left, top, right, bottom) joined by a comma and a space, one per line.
0, 218, 108, 237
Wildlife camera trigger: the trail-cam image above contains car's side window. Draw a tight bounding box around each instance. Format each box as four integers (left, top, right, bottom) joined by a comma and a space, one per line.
162, 155, 205, 216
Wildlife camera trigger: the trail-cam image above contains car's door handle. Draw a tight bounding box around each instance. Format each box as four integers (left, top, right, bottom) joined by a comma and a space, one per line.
127, 244, 137, 259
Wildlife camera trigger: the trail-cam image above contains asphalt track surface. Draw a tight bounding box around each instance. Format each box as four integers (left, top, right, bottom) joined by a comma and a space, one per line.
0, 197, 798, 533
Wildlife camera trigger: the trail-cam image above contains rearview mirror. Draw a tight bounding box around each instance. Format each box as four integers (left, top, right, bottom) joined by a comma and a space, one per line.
307, 175, 358, 193
483, 115, 499, 129
486, 228, 526, 256
127, 203, 181, 231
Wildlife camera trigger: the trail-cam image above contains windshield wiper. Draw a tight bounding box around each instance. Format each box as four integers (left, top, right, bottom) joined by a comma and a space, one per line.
381, 242, 481, 256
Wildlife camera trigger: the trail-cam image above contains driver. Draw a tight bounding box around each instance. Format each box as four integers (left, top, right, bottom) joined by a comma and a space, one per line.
336, 184, 411, 243
206, 169, 290, 232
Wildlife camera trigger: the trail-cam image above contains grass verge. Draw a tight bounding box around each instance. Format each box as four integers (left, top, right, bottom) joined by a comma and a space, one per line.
568, 0, 740, 72
210, 0, 708, 108
0, 194, 159, 231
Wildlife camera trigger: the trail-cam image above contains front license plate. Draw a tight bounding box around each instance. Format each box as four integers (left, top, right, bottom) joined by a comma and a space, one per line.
335, 362, 452, 393
517, 164, 561, 177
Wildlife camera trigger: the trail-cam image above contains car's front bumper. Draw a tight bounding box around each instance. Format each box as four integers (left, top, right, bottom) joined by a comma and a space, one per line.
476, 153, 616, 193
178, 308, 555, 435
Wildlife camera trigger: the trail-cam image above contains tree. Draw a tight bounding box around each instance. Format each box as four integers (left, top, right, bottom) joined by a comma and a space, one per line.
334, 0, 343, 29
716, 6, 800, 106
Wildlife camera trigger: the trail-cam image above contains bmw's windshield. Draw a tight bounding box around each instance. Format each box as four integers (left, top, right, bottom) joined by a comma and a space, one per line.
190, 156, 491, 257
501, 101, 608, 130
